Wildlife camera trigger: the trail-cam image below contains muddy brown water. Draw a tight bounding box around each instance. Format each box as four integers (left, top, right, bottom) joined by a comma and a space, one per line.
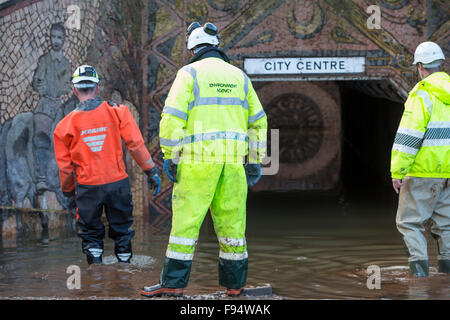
0, 194, 449, 300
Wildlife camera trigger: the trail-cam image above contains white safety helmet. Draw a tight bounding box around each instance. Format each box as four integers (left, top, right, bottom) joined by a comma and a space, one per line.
186, 22, 219, 51
413, 41, 445, 66
71, 65, 100, 88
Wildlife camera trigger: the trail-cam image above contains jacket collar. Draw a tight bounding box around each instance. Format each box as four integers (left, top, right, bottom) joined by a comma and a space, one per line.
187, 46, 230, 65
76, 99, 103, 111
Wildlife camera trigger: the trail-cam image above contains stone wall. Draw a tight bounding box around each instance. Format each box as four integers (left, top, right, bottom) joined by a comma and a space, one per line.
0, 0, 449, 233
0, 0, 147, 225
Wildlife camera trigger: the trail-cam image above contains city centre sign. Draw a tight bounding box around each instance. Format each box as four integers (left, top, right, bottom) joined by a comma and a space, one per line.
244, 57, 365, 75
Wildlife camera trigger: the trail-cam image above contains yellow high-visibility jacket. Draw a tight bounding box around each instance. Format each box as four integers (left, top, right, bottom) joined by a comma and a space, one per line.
391, 72, 450, 179
160, 56, 267, 164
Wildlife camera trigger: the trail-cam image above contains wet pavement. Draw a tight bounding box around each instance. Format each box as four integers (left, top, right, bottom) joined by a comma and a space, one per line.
0, 193, 449, 300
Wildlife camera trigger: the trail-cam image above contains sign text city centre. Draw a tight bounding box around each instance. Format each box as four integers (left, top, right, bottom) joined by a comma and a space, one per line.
244, 57, 365, 75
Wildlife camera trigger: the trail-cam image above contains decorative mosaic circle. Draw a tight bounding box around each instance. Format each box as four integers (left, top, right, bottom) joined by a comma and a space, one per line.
267, 93, 324, 164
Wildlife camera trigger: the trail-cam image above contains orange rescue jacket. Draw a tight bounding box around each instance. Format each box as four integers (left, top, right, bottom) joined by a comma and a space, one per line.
53, 100, 155, 193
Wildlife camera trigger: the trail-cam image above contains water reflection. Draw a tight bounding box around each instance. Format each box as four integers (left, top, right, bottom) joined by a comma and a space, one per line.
0, 194, 449, 299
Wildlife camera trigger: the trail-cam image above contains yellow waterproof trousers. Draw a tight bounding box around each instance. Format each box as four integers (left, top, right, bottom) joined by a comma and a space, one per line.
160, 162, 248, 289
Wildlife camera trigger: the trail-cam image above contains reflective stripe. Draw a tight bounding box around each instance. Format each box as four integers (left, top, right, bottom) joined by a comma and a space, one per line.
394, 133, 423, 150
424, 127, 450, 140
243, 72, 249, 110
249, 141, 267, 149
243, 72, 249, 97
185, 65, 199, 110
427, 121, 450, 128
166, 250, 194, 261
248, 109, 266, 124
83, 134, 106, 142
169, 236, 197, 246
422, 139, 450, 147
163, 106, 188, 121
117, 253, 131, 261
416, 90, 433, 114
183, 131, 248, 144
90, 147, 102, 152
422, 122, 450, 146
161, 131, 247, 148
392, 143, 419, 155
185, 65, 248, 111
160, 137, 183, 147
146, 158, 155, 167
88, 248, 103, 258
394, 127, 425, 151
218, 236, 246, 247
219, 251, 248, 260
86, 141, 104, 147
397, 127, 425, 139
190, 97, 246, 109
188, 97, 248, 111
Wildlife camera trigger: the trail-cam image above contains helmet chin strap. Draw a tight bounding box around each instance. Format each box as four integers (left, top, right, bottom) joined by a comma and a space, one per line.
187, 46, 230, 65
192, 45, 212, 54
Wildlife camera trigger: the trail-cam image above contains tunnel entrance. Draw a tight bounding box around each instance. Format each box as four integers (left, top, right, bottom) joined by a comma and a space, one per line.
340, 80, 404, 203
251, 79, 405, 202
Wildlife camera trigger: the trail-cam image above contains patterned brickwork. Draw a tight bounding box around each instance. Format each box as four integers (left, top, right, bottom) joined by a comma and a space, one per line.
0, 0, 101, 124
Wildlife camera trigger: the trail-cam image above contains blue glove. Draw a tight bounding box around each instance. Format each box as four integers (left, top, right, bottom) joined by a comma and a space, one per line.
163, 159, 178, 183
146, 167, 161, 196
245, 163, 262, 187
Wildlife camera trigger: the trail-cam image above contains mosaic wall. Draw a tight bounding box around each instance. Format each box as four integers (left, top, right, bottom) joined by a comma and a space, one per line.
1, 0, 449, 233
0, 0, 101, 124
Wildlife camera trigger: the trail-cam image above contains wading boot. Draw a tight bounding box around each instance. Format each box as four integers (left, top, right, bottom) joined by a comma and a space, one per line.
438, 260, 450, 273
87, 255, 103, 265
409, 260, 429, 277
141, 284, 183, 297
116, 253, 132, 263
226, 288, 243, 297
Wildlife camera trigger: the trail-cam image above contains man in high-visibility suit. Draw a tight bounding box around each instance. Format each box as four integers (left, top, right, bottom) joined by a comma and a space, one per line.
391, 41, 450, 276
141, 22, 267, 297
54, 65, 161, 265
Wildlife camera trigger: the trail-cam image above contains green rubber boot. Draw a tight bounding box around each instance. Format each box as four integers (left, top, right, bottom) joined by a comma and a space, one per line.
438, 260, 450, 273
409, 260, 429, 277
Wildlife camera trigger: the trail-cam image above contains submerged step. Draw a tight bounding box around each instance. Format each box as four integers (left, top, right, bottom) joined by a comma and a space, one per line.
242, 284, 273, 296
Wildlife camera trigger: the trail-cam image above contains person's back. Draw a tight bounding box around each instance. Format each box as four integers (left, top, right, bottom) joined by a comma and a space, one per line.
164, 56, 255, 163
54, 99, 152, 189
142, 22, 267, 298
54, 65, 161, 265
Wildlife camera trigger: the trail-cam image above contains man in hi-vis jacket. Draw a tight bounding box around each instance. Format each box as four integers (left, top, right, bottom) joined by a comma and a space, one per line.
141, 22, 267, 297
391, 42, 450, 276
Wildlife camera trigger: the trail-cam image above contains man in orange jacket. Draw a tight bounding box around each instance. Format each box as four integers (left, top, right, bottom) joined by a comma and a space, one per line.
53, 65, 161, 265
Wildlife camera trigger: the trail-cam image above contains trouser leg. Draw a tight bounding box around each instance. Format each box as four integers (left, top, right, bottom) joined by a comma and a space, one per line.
33, 114, 52, 192
211, 164, 248, 289
430, 179, 450, 262
104, 178, 135, 262
75, 184, 105, 263
396, 177, 441, 262
161, 162, 222, 288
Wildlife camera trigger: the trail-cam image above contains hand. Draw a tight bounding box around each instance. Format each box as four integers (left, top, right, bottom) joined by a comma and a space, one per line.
245, 163, 262, 187
392, 178, 403, 194
146, 167, 161, 196
163, 159, 178, 183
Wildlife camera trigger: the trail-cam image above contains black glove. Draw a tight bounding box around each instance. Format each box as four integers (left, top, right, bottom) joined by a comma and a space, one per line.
163, 159, 178, 183
145, 167, 161, 196
245, 163, 262, 187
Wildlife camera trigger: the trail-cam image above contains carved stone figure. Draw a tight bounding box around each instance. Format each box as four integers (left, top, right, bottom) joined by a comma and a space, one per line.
32, 23, 72, 196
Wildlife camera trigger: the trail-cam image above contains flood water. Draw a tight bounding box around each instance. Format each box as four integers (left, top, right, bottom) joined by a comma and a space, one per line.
1, 193, 449, 300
